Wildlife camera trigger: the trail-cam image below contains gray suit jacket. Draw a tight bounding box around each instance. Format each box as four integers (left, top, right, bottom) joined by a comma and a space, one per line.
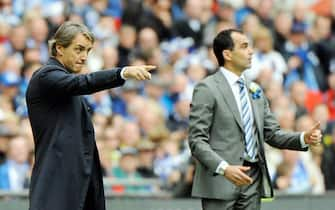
188, 71, 307, 200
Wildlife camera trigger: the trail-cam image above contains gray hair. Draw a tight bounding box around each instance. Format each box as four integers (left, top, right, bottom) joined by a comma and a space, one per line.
48, 21, 95, 56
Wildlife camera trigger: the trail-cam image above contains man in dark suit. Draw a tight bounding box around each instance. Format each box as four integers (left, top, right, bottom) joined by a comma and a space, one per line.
188, 29, 322, 210
26, 22, 155, 210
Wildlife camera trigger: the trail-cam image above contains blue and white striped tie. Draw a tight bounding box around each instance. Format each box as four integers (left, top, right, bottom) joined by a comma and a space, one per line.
237, 78, 257, 160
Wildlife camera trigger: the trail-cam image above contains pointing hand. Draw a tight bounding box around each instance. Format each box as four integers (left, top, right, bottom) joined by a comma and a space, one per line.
122, 65, 156, 80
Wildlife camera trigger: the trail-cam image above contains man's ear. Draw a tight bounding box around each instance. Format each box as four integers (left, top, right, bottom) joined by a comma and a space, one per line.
55, 44, 64, 56
223, 50, 232, 61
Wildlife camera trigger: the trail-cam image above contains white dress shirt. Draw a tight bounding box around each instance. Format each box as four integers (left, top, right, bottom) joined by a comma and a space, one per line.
220, 67, 255, 126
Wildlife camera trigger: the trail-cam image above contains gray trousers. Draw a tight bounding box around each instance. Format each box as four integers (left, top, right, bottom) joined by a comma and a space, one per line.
202, 162, 261, 210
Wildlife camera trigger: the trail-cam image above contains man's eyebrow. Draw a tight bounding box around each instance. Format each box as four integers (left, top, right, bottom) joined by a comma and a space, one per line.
75, 44, 87, 49
240, 41, 249, 47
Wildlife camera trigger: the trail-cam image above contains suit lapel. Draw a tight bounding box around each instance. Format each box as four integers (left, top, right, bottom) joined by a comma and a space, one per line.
245, 80, 262, 134
214, 72, 243, 130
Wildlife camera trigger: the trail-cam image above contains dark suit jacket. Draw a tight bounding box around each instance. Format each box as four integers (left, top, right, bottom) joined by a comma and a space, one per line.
188, 71, 307, 200
26, 58, 125, 210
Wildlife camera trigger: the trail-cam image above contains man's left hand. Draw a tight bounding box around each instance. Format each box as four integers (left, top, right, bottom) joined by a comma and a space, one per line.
304, 121, 322, 146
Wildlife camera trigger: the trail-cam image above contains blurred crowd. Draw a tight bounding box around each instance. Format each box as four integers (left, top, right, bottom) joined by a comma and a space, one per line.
0, 0, 335, 197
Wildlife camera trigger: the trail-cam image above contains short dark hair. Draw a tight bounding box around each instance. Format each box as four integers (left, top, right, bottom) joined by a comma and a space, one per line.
49, 21, 95, 57
213, 29, 243, 66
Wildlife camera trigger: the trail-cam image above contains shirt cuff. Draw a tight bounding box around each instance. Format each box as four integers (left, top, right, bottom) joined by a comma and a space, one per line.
215, 160, 229, 175
300, 132, 308, 148
120, 68, 127, 80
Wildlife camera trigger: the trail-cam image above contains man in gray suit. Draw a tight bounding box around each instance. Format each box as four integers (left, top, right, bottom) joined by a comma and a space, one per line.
188, 29, 322, 210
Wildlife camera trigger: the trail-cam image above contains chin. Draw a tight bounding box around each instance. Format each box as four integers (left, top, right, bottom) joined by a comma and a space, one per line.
71, 68, 82, 74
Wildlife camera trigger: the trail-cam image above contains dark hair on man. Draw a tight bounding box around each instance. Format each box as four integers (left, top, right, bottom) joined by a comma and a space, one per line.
48, 22, 95, 57
213, 29, 243, 66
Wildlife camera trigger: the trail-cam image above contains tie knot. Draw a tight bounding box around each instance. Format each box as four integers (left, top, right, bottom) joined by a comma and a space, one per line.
237, 78, 245, 89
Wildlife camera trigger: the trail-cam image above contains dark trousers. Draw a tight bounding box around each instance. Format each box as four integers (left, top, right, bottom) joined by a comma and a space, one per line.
202, 161, 261, 210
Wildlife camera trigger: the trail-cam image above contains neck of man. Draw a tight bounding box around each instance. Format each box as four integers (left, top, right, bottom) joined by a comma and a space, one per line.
223, 63, 243, 77
53, 56, 72, 73
54, 56, 65, 67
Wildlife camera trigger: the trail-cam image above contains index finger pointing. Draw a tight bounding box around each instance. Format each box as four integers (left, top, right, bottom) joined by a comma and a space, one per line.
142, 65, 157, 71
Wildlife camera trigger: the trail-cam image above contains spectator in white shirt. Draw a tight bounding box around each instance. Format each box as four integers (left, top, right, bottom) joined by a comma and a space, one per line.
245, 26, 287, 84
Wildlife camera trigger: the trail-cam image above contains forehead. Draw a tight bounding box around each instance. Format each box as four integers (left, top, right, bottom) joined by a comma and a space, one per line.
231, 32, 249, 45
70, 33, 93, 47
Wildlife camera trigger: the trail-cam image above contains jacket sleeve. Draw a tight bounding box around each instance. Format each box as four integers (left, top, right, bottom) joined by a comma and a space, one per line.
188, 82, 225, 174
263, 97, 307, 151
38, 66, 125, 96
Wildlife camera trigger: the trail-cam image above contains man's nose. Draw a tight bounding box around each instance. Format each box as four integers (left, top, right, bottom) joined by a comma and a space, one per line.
81, 52, 88, 61
249, 47, 254, 55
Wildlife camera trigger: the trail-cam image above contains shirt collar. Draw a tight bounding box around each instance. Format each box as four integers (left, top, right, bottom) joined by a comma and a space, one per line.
219, 67, 245, 86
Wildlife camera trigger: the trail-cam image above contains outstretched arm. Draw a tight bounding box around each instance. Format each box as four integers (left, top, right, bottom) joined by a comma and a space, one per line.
38, 65, 156, 96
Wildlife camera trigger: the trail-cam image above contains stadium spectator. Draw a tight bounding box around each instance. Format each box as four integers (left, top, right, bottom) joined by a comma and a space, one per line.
110, 147, 143, 191
136, 140, 157, 178
245, 26, 287, 83
173, 0, 205, 48
0, 135, 31, 191
273, 150, 312, 194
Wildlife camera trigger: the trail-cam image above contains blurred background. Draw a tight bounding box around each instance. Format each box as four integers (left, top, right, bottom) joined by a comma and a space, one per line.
0, 0, 334, 209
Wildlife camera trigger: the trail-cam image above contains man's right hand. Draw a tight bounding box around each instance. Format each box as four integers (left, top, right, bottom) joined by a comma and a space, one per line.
224, 165, 253, 186
123, 65, 156, 80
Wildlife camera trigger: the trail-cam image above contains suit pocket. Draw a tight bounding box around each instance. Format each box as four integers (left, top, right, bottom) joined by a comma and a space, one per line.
212, 175, 239, 200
